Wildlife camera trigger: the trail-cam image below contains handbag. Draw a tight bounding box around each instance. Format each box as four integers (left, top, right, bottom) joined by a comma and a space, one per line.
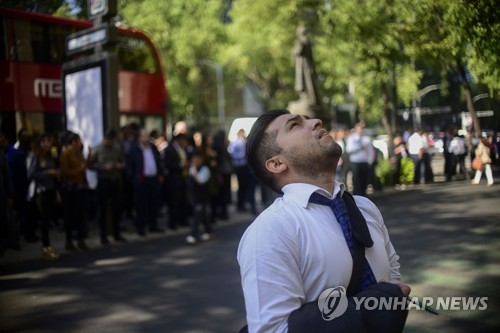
472, 157, 483, 171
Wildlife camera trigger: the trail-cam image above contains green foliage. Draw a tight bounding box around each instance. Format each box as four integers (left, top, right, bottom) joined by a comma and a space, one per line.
375, 158, 393, 187
224, 0, 300, 109
375, 156, 414, 187
400, 157, 415, 185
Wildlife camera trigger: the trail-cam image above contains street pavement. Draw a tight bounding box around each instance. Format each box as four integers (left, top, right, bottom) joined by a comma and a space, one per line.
1, 163, 499, 333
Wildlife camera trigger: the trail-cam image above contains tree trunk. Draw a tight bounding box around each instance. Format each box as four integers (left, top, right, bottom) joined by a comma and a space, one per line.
457, 61, 481, 134
381, 80, 393, 141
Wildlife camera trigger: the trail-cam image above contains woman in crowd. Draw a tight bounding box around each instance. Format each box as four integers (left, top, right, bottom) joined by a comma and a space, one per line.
59, 132, 89, 251
30, 133, 60, 260
471, 135, 494, 186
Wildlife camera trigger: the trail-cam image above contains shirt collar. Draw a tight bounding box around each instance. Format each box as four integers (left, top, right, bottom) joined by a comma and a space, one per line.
282, 182, 346, 208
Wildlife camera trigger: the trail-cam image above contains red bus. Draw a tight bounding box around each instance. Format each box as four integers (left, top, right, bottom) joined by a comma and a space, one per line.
0, 7, 168, 142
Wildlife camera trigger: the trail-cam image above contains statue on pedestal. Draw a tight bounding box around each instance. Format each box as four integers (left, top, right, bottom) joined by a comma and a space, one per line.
288, 25, 320, 116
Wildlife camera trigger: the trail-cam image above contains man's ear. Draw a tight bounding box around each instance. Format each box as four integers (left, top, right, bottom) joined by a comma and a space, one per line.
265, 156, 287, 175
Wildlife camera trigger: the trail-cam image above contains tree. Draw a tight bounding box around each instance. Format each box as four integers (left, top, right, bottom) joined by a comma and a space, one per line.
119, 0, 228, 126
224, 0, 300, 111
315, 0, 423, 135
402, 0, 500, 134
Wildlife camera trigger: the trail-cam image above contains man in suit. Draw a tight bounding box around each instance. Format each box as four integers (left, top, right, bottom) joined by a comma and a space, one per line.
126, 128, 164, 236
163, 133, 190, 230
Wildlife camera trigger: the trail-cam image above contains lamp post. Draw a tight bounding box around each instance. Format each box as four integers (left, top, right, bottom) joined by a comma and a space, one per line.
197, 60, 225, 126
411, 84, 440, 129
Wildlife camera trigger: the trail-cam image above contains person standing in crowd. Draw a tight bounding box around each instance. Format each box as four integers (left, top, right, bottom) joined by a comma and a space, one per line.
6, 128, 38, 243
443, 128, 455, 182
390, 134, 408, 190
471, 135, 494, 186
229, 129, 251, 212
59, 132, 89, 251
163, 133, 190, 230
212, 130, 233, 221
91, 129, 127, 245
198, 133, 219, 225
185, 150, 214, 244
330, 127, 348, 183
150, 129, 168, 160
120, 124, 139, 223
493, 132, 500, 166
408, 129, 426, 184
29, 133, 60, 260
0, 131, 13, 256
127, 128, 164, 236
448, 131, 468, 180
238, 109, 409, 332
421, 131, 434, 183
345, 123, 372, 196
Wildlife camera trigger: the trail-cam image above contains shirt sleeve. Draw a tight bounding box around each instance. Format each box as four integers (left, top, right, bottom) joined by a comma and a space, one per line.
237, 213, 304, 333
354, 196, 402, 283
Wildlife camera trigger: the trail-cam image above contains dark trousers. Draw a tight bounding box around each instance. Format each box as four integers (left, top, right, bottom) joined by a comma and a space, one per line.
350, 162, 369, 196
444, 152, 454, 181
36, 189, 57, 247
190, 202, 212, 238
234, 165, 250, 210
392, 157, 402, 185
134, 177, 161, 233
214, 173, 231, 218
165, 174, 188, 229
13, 197, 38, 241
452, 154, 468, 179
62, 186, 86, 241
123, 173, 134, 219
410, 154, 423, 184
97, 177, 123, 238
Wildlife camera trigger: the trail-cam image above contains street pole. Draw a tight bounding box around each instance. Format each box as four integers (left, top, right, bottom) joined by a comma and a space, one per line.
197, 60, 225, 127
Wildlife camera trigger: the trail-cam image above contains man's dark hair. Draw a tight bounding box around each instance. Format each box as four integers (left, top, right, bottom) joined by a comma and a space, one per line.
246, 109, 290, 193
104, 128, 117, 140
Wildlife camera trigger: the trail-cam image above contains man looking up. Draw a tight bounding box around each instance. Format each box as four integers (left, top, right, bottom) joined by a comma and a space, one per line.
238, 109, 409, 332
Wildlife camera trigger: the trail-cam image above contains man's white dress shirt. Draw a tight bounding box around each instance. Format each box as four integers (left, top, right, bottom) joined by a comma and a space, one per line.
237, 182, 401, 333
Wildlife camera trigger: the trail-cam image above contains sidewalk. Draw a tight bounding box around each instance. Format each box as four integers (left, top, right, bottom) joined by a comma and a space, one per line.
0, 205, 256, 267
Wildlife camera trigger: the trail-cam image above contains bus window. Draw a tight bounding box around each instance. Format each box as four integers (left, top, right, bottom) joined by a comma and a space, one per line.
12, 18, 33, 62
115, 36, 158, 74
48, 24, 72, 64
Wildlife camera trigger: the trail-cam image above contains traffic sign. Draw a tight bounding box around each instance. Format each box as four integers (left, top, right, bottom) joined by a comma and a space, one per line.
88, 0, 117, 20
66, 23, 117, 56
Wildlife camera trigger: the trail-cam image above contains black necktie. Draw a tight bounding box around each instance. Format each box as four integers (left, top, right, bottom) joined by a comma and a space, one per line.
309, 191, 377, 289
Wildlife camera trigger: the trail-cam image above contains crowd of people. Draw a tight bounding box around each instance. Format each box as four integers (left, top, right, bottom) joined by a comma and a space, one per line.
330, 125, 499, 195
0, 123, 264, 261
0, 121, 498, 262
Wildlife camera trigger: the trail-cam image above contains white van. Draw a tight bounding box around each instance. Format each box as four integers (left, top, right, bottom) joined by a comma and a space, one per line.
228, 117, 258, 142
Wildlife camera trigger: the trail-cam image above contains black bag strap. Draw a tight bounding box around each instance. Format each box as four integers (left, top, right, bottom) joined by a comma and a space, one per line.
342, 191, 374, 297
